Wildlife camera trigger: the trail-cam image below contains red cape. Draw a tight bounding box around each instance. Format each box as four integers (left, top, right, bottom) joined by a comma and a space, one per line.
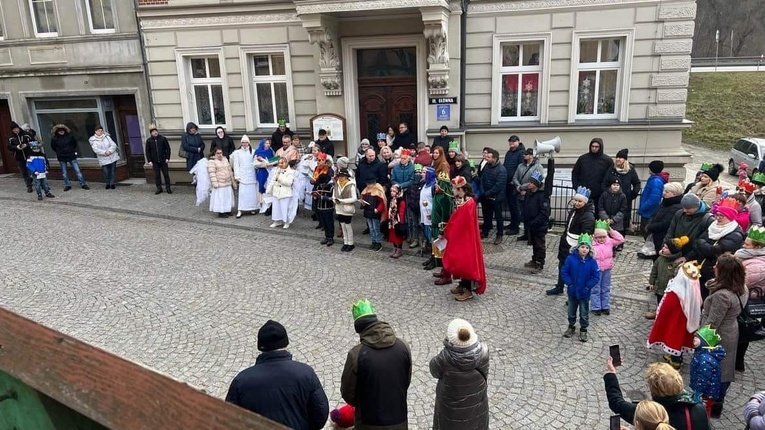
443, 198, 487, 294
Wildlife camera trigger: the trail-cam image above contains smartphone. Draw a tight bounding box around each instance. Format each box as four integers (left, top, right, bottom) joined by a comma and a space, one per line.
609, 415, 621, 430
609, 345, 622, 367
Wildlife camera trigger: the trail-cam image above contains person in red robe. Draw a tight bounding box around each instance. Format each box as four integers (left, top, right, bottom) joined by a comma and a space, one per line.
443, 176, 487, 301
647, 260, 703, 368
387, 183, 407, 259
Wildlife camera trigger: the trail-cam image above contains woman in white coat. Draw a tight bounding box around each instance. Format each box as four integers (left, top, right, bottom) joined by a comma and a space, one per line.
266, 157, 295, 229
89, 125, 120, 189
231, 135, 259, 218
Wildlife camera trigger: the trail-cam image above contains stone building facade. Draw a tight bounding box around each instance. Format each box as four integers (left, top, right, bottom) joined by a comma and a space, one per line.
137, 0, 696, 181
0, 0, 152, 181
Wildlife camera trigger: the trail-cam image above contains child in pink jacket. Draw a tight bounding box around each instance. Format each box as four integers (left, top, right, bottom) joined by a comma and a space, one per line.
591, 220, 625, 315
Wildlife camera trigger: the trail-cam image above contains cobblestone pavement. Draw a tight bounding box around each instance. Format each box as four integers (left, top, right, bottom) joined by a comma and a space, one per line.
0, 175, 762, 429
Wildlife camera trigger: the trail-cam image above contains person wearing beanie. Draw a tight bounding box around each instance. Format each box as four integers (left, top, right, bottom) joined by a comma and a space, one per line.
231, 135, 259, 217
602, 148, 641, 235
8, 120, 34, 192
640, 183, 685, 259
521, 169, 550, 274
597, 177, 628, 240
591, 221, 625, 316
341, 300, 412, 430
561, 233, 601, 342
225, 320, 329, 430
644, 236, 688, 319
430, 319, 490, 430
271, 119, 294, 153
355, 138, 372, 169
690, 163, 724, 207
694, 197, 745, 299
51, 123, 90, 192
571, 137, 613, 209
662, 191, 714, 266
512, 149, 544, 239
432, 125, 451, 154
547, 186, 595, 296
145, 124, 172, 195
638, 160, 670, 226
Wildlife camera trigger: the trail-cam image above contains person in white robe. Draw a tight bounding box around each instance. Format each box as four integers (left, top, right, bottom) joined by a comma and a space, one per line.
231, 135, 259, 218
266, 157, 295, 228
189, 158, 210, 206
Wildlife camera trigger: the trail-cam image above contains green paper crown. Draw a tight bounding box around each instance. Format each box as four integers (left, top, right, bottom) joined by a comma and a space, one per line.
468, 159, 476, 168
748, 225, 765, 243
448, 141, 460, 152
752, 171, 765, 186
278, 119, 287, 126
700, 162, 714, 172
413, 163, 423, 172
577, 233, 593, 247
352, 299, 376, 321
696, 325, 721, 348
594, 220, 610, 231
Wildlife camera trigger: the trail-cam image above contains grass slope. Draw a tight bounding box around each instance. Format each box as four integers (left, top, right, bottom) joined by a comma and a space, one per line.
683, 72, 765, 150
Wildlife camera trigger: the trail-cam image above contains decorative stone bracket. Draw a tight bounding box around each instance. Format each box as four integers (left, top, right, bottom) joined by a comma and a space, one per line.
421, 7, 450, 96
303, 16, 342, 96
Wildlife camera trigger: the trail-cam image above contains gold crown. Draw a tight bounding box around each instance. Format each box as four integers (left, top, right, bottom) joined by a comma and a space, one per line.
681, 260, 702, 280
437, 170, 450, 182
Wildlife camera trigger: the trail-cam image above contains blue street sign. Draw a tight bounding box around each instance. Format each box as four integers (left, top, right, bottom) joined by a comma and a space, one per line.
437, 104, 450, 121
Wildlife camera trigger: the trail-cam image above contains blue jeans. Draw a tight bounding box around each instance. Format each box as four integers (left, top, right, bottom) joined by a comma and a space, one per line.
366, 218, 382, 243
567, 296, 590, 330
591, 269, 612, 311
59, 160, 86, 187
33, 177, 51, 195
422, 224, 432, 243
102, 161, 117, 185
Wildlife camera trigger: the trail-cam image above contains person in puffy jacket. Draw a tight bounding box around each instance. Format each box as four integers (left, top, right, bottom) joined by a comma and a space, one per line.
640, 183, 684, 258
89, 125, 119, 189
181, 122, 205, 172
50, 123, 89, 191
734, 227, 765, 371
663, 193, 714, 262
430, 319, 489, 430
561, 233, 600, 342
8, 121, 33, 192
207, 148, 235, 217
572, 137, 612, 207
638, 160, 670, 222
591, 222, 625, 315
267, 157, 295, 229
693, 198, 745, 298
547, 188, 595, 296
598, 177, 628, 237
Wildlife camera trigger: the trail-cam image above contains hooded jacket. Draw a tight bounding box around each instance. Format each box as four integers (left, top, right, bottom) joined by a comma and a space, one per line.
181, 122, 205, 164
8, 121, 32, 162
49, 124, 79, 162
430, 340, 489, 430
638, 172, 670, 218
664, 202, 714, 261
341, 321, 412, 430
571, 138, 613, 201
689, 341, 726, 401
561, 246, 601, 299
736, 247, 765, 290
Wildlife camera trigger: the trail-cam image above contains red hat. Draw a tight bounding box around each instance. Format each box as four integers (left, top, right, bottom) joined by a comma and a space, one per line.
739, 178, 756, 194
400, 149, 411, 157
330, 404, 355, 428
316, 152, 327, 161
451, 175, 467, 188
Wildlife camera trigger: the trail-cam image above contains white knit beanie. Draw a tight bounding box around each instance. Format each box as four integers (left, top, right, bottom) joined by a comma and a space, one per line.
446, 319, 478, 347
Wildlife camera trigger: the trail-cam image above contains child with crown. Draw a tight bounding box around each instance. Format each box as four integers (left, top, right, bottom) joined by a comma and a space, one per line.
590, 220, 625, 316
689, 325, 726, 413
521, 169, 550, 274
546, 186, 595, 296
561, 233, 600, 342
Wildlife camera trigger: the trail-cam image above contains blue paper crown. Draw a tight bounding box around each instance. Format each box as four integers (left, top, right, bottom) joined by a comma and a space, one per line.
575, 186, 591, 198
530, 170, 544, 184
376, 132, 387, 141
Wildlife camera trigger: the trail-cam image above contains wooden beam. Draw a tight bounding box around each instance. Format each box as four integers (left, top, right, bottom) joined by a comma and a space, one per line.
0, 307, 288, 430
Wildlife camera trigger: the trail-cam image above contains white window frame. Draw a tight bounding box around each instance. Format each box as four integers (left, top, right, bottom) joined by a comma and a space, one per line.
239, 45, 295, 130
568, 29, 634, 123
29, 0, 58, 38
175, 48, 232, 130
491, 33, 551, 125
84, 0, 115, 34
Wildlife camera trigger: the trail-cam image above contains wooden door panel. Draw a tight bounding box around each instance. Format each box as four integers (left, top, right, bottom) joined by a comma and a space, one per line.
389, 85, 417, 136
0, 100, 17, 173
359, 87, 389, 145
359, 81, 416, 146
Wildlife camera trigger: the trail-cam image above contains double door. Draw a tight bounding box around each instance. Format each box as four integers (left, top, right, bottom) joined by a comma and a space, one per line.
359, 77, 416, 146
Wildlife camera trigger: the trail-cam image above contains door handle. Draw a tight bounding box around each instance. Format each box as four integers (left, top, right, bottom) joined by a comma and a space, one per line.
0, 389, 17, 402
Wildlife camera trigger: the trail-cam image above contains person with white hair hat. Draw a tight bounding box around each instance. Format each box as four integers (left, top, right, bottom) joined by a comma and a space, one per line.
430, 318, 489, 430
230, 135, 259, 218
639, 182, 685, 259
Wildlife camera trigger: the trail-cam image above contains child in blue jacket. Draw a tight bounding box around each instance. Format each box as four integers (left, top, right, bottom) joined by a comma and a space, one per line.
561, 233, 600, 342
26, 141, 55, 201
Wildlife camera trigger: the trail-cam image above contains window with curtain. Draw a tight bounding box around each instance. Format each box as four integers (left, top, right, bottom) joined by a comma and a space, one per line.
499, 42, 542, 120
576, 38, 622, 118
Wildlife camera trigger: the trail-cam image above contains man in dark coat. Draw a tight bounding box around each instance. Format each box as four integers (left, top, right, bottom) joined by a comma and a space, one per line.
209, 126, 236, 158
480, 148, 508, 245
571, 137, 612, 208
316, 129, 334, 158
342, 300, 411, 430
226, 320, 329, 430
271, 119, 294, 148
180, 122, 204, 172
7, 121, 33, 192
392, 122, 417, 151
502, 135, 525, 235
145, 125, 172, 195
601, 148, 641, 232
50, 124, 89, 191
432, 125, 451, 154
356, 148, 389, 191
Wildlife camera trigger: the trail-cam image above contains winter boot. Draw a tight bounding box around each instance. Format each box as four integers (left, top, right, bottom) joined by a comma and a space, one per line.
563, 326, 575, 338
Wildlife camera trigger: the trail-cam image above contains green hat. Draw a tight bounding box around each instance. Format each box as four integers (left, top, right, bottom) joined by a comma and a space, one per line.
748, 225, 765, 243
468, 159, 475, 169
577, 233, 593, 248
753, 171, 765, 186
448, 141, 459, 152
351, 299, 376, 321
696, 325, 721, 348
700, 162, 714, 172
413, 163, 423, 173
278, 119, 287, 126
594, 220, 610, 232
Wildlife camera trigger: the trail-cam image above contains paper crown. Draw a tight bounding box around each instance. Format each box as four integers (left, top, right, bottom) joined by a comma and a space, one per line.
413, 163, 423, 172
739, 178, 757, 194
149, 122, 158, 131
400, 149, 412, 157
718, 196, 741, 211
577, 233, 593, 247
696, 325, 722, 348
594, 220, 610, 231
376, 132, 387, 141
437, 170, 451, 182
574, 186, 591, 199
681, 260, 702, 280
530, 170, 544, 185
351, 299, 376, 321
752, 171, 765, 186
468, 159, 476, 168
451, 176, 468, 188
316, 152, 327, 161
448, 141, 460, 152
278, 119, 287, 126
700, 162, 714, 172
748, 225, 765, 243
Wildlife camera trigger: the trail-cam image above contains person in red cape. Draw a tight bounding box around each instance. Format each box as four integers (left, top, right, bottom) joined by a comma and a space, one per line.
443, 176, 487, 301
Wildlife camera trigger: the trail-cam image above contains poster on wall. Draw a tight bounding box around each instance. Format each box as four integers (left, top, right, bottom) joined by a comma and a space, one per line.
310, 114, 345, 142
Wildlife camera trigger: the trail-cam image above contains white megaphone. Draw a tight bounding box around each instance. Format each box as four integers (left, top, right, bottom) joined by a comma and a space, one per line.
533, 136, 561, 157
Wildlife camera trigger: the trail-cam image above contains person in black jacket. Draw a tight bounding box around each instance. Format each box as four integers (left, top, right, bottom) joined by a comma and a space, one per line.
546, 187, 595, 295
271, 119, 294, 148
8, 121, 33, 192
356, 148, 389, 192
480, 148, 508, 245
392, 122, 417, 151
502, 135, 525, 235
602, 148, 641, 232
640, 182, 685, 258
226, 320, 329, 430
209, 126, 236, 158
522, 171, 550, 273
571, 137, 612, 208
432, 125, 451, 154
598, 178, 628, 237
342, 300, 411, 430
50, 124, 89, 191
181, 122, 204, 172
145, 125, 172, 195
315, 129, 334, 158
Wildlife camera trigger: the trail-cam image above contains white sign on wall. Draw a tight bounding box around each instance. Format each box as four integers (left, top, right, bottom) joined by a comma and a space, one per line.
311, 115, 344, 141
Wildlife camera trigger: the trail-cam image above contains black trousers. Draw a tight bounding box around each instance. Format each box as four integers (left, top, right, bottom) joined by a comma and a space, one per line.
152, 161, 171, 188
555, 235, 569, 288
480, 197, 504, 236
317, 209, 335, 239
530, 231, 546, 267
16, 160, 32, 186
504, 187, 521, 230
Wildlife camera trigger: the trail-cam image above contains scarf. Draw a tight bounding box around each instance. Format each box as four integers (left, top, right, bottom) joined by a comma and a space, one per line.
313, 164, 329, 183
389, 194, 400, 226
707, 220, 738, 240
735, 247, 765, 260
